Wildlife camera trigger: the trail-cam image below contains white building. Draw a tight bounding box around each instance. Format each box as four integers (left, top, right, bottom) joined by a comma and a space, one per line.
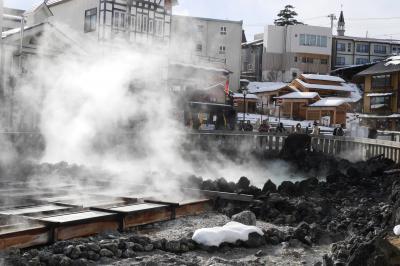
332, 11, 400, 68
170, 15, 243, 91
263, 24, 332, 83
26, 0, 177, 45
3, 8, 24, 32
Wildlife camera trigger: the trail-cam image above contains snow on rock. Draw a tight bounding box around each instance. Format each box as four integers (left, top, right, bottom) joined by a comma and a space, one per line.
192, 221, 264, 247
394, 225, 400, 235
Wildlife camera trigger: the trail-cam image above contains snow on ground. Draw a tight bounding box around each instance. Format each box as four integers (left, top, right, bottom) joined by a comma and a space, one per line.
192, 221, 263, 247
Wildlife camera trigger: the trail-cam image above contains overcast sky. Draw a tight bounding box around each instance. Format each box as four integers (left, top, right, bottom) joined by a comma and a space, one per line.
5, 0, 400, 40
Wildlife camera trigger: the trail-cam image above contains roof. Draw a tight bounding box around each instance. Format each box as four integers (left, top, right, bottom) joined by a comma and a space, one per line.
242, 39, 263, 47
247, 82, 289, 94
358, 113, 400, 119
338, 11, 345, 23
275, 92, 319, 99
301, 74, 345, 83
366, 93, 393, 97
295, 78, 353, 92
173, 15, 243, 25
333, 35, 400, 44
169, 62, 231, 74
308, 98, 348, 107
233, 93, 258, 99
356, 56, 400, 76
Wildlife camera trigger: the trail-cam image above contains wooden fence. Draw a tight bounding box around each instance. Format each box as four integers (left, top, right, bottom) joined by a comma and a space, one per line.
189, 131, 400, 163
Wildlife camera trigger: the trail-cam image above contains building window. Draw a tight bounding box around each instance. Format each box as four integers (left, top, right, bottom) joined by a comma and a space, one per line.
306, 57, 314, 64
294, 56, 298, 62
337, 43, 346, 52
219, 45, 226, 54
130, 15, 136, 30
220, 26, 227, 35
347, 43, 351, 52
374, 44, 387, 54
248, 64, 253, 70
136, 14, 143, 32
320, 58, 328, 64
84, 8, 97, 33
300, 34, 328, 47
301, 57, 307, 63
142, 15, 148, 32
355, 58, 369, 65
356, 43, 369, 53
336, 56, 345, 66
155, 19, 164, 36
372, 74, 391, 88
373, 58, 382, 63
196, 43, 202, 52
370, 96, 390, 109
149, 20, 154, 33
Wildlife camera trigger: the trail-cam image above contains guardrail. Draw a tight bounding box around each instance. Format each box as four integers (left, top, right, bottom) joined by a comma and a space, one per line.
189, 131, 400, 163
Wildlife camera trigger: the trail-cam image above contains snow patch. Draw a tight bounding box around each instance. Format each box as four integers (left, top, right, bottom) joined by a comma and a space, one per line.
192, 221, 264, 247
247, 82, 288, 93
302, 74, 345, 83
394, 225, 400, 236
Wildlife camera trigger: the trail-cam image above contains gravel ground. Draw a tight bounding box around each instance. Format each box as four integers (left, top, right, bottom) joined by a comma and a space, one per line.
110, 212, 330, 266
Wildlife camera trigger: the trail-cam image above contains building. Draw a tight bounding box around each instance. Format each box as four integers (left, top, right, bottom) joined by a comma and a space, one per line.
276, 91, 350, 126
263, 24, 332, 83
232, 93, 258, 114
290, 74, 352, 98
170, 15, 243, 91
332, 11, 400, 69
26, 0, 177, 45
3, 8, 24, 32
241, 38, 263, 82
356, 56, 400, 130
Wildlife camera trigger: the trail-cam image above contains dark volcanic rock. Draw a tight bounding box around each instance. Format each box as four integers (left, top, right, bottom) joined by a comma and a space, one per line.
244, 232, 266, 248
262, 179, 277, 193
231, 210, 257, 226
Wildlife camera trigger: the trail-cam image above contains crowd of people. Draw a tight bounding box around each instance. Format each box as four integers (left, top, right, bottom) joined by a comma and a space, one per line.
238, 119, 346, 137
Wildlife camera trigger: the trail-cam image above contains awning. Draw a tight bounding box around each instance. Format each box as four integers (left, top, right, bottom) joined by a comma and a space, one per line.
366, 93, 393, 97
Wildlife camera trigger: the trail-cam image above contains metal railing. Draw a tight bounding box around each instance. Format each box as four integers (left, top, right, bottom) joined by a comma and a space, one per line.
189, 131, 400, 163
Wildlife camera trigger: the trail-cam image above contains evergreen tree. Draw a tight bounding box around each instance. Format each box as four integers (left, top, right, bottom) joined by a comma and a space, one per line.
274, 5, 303, 26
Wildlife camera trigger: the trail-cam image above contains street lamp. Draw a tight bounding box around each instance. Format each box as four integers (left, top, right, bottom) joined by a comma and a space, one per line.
242, 88, 248, 123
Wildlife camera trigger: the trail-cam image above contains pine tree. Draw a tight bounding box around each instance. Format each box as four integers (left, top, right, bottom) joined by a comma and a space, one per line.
274, 5, 303, 26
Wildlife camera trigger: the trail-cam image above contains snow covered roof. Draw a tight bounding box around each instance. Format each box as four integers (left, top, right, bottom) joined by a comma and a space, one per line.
385, 56, 400, 66
308, 98, 348, 107
295, 79, 353, 92
358, 113, 400, 119
366, 92, 393, 97
233, 93, 258, 99
301, 74, 345, 83
357, 56, 400, 76
4, 14, 23, 21
247, 82, 289, 94
275, 92, 319, 99
169, 62, 231, 74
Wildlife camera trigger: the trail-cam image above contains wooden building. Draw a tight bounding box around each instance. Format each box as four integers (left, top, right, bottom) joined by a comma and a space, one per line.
275, 92, 350, 126
356, 56, 400, 130
275, 92, 320, 120
290, 74, 352, 98
232, 93, 258, 113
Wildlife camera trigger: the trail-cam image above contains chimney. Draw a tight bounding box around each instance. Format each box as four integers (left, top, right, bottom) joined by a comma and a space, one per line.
337, 10, 345, 36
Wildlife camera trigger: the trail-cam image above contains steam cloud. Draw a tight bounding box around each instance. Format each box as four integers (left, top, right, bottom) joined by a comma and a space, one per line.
5, 22, 308, 200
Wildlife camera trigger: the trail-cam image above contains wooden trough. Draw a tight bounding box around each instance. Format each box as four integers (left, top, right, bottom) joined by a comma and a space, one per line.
0, 215, 50, 250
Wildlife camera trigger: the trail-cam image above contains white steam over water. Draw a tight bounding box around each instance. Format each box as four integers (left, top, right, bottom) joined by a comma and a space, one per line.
10, 26, 305, 198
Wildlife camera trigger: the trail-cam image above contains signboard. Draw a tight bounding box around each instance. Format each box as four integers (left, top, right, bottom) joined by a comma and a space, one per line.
276, 99, 283, 106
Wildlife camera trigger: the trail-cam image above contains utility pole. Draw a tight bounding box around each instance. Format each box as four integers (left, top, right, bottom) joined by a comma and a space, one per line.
327, 14, 337, 34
